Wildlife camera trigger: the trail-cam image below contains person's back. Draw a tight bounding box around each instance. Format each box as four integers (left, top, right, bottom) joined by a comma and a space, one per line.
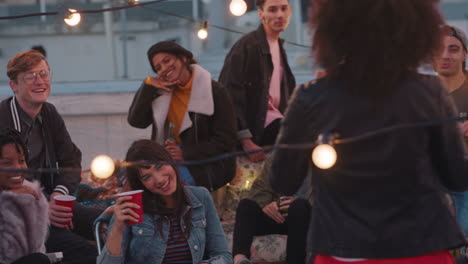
281, 75, 466, 257
270, 0, 468, 263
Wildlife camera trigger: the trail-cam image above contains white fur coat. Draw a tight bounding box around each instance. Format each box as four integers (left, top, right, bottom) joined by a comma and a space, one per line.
0, 181, 49, 264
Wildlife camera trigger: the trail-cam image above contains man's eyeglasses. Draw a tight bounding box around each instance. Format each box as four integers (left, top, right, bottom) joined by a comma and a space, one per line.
21, 70, 51, 84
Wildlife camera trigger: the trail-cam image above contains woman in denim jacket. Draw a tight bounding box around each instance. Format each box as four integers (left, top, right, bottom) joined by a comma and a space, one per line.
97, 139, 232, 264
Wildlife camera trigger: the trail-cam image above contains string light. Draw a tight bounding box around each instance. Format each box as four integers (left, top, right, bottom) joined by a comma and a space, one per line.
134, 6, 311, 47
0, 0, 310, 48
64, 8, 81, 27
244, 180, 250, 189
127, 0, 139, 5
2, 114, 467, 176
197, 21, 208, 40
311, 134, 337, 170
90, 155, 115, 179
229, 0, 247, 17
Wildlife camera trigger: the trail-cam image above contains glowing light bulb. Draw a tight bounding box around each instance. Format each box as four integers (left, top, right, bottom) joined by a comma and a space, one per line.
197, 28, 208, 40
90, 155, 115, 179
312, 144, 337, 169
230, 0, 247, 16
64, 8, 81, 27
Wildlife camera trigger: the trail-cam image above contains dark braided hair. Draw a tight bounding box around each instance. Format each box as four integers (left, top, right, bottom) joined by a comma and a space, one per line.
0, 128, 28, 161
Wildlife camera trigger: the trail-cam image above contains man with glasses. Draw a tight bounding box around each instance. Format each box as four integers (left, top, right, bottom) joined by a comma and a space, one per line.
0, 50, 99, 264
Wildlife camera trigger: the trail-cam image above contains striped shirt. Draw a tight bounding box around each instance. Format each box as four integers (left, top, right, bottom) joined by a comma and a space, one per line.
162, 215, 192, 264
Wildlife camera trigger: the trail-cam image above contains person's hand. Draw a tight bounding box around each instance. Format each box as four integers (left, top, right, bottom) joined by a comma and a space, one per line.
103, 204, 115, 216
147, 76, 179, 93
49, 192, 74, 229
459, 121, 468, 137
262, 201, 285, 224
165, 144, 184, 162
10, 185, 41, 200
241, 138, 265, 162
278, 196, 295, 217
113, 196, 141, 231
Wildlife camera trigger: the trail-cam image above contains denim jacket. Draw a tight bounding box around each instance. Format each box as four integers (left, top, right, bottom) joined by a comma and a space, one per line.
97, 186, 232, 264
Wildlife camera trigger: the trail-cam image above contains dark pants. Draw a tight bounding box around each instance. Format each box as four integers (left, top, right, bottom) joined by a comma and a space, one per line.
11, 253, 51, 264
456, 256, 468, 264
45, 203, 102, 264
260, 118, 282, 146
233, 198, 311, 264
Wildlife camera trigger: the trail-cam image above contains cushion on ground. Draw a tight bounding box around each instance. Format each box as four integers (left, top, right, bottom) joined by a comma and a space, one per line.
220, 156, 287, 263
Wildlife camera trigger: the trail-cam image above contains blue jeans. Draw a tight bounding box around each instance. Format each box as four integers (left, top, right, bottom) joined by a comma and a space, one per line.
178, 165, 196, 186
450, 191, 468, 237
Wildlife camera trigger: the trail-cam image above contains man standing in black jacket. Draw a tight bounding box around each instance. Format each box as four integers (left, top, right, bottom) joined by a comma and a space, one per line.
0, 50, 99, 264
219, 0, 295, 162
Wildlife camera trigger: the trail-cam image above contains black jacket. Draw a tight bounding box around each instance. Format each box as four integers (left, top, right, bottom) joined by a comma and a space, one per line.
218, 25, 296, 144
128, 78, 237, 191
270, 75, 468, 258
0, 97, 82, 195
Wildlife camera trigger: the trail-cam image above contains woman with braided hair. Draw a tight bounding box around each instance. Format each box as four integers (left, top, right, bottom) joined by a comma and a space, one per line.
0, 128, 50, 264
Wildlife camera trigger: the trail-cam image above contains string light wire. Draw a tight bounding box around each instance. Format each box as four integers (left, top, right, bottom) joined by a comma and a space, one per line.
0, 0, 169, 20
141, 5, 310, 48
1, 114, 466, 174
334, 115, 466, 144
0, 0, 310, 48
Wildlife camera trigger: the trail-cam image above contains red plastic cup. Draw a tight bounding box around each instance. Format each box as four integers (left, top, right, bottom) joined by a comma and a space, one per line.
54, 195, 76, 225
115, 190, 144, 225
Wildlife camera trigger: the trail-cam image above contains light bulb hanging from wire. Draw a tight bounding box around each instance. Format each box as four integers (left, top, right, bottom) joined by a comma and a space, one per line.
229, 0, 247, 16
197, 21, 208, 40
64, 8, 81, 27
311, 133, 338, 169
90, 155, 116, 179
126, 0, 139, 5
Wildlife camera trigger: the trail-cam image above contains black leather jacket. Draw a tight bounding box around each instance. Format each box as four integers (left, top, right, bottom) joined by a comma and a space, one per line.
270, 75, 468, 258
128, 80, 237, 191
0, 97, 82, 195
219, 25, 295, 144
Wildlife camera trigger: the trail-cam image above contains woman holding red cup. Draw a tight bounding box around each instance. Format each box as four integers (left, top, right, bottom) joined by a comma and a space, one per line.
97, 139, 231, 264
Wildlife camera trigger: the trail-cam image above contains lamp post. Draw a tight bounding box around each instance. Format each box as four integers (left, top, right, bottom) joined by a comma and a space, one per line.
40, 0, 46, 22
120, 6, 129, 79
193, 0, 199, 21
292, 0, 303, 45
103, 2, 118, 79
206, 0, 225, 50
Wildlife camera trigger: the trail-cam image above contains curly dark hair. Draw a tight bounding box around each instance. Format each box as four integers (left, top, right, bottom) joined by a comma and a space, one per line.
0, 128, 28, 161
125, 139, 191, 234
311, 0, 444, 93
